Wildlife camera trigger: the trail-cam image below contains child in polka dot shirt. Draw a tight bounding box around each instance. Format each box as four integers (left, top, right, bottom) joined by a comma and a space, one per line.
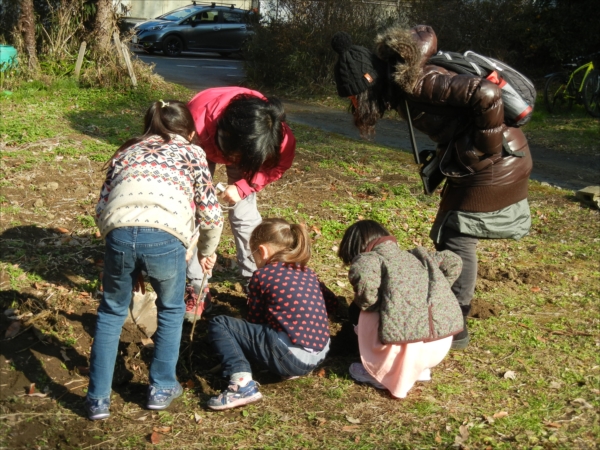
207, 218, 338, 410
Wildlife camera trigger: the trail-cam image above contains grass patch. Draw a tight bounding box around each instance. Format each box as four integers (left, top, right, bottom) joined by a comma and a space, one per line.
0, 81, 598, 449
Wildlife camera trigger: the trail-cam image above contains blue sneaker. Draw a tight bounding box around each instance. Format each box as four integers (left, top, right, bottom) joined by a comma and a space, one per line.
85, 397, 110, 420
146, 383, 183, 410
207, 381, 262, 411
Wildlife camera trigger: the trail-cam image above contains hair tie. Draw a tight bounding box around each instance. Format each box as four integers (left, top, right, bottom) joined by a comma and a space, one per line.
159, 100, 170, 108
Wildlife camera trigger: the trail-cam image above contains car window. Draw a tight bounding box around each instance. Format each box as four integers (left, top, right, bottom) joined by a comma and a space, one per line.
222, 11, 243, 24
157, 8, 196, 21
192, 9, 219, 23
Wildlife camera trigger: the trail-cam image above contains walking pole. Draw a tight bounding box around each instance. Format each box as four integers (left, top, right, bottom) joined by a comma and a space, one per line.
189, 271, 209, 342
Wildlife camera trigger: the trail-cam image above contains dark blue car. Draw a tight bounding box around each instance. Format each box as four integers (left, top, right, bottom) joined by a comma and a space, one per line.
132, 3, 255, 57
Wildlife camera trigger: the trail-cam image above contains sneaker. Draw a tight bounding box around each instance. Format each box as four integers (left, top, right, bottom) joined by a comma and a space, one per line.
184, 285, 212, 322
85, 397, 110, 420
349, 362, 386, 390
417, 368, 431, 382
207, 381, 262, 411
146, 383, 183, 410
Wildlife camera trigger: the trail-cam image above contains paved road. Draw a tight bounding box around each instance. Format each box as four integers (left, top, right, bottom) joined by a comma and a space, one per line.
134, 51, 599, 192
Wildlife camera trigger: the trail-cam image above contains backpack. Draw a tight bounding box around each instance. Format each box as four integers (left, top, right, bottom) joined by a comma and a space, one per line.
428, 50, 536, 127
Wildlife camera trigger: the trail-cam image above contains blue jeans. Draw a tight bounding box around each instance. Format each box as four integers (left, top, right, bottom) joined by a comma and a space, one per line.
88, 227, 186, 400
208, 315, 315, 379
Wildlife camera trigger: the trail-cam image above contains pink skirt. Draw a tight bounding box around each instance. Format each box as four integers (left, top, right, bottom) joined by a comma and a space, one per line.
358, 311, 452, 398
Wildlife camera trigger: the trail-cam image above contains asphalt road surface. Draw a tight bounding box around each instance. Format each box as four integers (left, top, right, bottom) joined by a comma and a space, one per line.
134, 51, 599, 192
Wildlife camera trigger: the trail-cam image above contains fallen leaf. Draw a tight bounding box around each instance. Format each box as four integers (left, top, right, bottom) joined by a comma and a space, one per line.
136, 415, 148, 421
545, 421, 562, 428
346, 416, 360, 424
336, 280, 346, 287
4, 321, 21, 339
354, 435, 361, 443
60, 349, 70, 362
342, 425, 360, 432
331, 245, 339, 252
94, 231, 101, 238
493, 411, 509, 419
28, 383, 36, 395
77, 366, 90, 375
435, 432, 442, 443
531, 286, 541, 293
150, 431, 162, 444
185, 379, 195, 389
56, 227, 70, 234
549, 381, 562, 389
455, 424, 469, 444
310, 225, 321, 236
152, 426, 171, 433
316, 368, 326, 377
194, 412, 202, 424
504, 370, 516, 380
571, 398, 593, 409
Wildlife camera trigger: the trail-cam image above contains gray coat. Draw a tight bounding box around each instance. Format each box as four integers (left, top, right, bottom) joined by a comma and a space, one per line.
349, 238, 464, 344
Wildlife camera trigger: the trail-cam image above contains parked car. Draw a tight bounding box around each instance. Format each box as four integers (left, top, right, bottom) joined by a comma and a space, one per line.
132, 3, 255, 57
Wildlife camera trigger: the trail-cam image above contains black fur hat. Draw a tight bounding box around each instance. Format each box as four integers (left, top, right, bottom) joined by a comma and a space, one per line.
331, 32, 382, 97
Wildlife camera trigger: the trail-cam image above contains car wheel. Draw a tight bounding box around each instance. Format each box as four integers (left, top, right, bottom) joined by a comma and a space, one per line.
163, 36, 183, 57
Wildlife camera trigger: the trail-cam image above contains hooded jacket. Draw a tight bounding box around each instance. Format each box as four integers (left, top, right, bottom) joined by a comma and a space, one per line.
187, 87, 296, 200
349, 238, 464, 344
375, 25, 532, 214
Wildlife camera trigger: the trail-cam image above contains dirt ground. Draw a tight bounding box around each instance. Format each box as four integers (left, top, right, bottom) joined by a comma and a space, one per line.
1, 138, 580, 449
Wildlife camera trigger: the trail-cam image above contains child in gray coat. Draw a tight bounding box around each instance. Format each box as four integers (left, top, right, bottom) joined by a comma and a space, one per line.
338, 220, 463, 398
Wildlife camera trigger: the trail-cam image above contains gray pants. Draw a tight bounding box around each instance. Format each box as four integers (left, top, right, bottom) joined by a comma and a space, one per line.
187, 163, 261, 281
435, 227, 478, 316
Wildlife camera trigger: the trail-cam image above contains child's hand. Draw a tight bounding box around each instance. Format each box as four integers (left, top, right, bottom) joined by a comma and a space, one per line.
199, 253, 217, 273
221, 184, 242, 205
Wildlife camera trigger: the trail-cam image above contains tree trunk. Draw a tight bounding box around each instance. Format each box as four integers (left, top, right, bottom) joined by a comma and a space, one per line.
92, 0, 113, 54
18, 0, 39, 72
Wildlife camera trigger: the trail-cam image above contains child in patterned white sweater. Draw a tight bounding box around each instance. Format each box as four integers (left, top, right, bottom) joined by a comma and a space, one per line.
87, 100, 223, 420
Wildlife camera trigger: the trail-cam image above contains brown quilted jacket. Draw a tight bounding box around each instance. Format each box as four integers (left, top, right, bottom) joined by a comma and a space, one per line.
375, 25, 533, 213
349, 238, 464, 344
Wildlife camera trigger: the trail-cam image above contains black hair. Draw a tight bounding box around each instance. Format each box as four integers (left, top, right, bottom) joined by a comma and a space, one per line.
337, 220, 391, 265
105, 100, 195, 168
216, 94, 285, 180
250, 218, 311, 268
352, 79, 390, 139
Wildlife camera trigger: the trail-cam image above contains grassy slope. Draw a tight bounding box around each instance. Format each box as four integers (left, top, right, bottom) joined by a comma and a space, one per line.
0, 80, 599, 449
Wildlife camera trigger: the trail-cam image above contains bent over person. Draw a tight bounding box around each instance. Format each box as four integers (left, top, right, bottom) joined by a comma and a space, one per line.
331, 25, 532, 350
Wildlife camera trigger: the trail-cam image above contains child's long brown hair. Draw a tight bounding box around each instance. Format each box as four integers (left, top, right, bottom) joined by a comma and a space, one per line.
103, 100, 196, 169
250, 218, 311, 267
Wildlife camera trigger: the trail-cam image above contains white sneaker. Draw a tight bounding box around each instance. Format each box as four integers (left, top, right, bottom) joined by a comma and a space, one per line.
417, 368, 431, 382
349, 363, 386, 390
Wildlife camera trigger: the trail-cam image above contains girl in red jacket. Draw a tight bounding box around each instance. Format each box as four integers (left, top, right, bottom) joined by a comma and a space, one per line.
184, 88, 296, 321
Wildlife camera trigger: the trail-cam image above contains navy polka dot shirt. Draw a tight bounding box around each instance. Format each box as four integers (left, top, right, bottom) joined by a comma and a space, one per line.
247, 261, 334, 352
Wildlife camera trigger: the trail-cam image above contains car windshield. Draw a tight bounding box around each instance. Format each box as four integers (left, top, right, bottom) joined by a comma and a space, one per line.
156, 8, 198, 21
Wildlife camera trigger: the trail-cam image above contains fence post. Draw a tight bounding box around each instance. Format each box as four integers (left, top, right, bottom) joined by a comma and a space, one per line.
113, 31, 137, 88
74, 41, 87, 80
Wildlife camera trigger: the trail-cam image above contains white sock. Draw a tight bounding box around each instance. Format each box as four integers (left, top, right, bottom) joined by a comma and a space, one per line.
230, 372, 252, 387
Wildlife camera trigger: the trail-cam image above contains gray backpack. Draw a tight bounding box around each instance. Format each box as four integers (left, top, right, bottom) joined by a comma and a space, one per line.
428, 50, 536, 127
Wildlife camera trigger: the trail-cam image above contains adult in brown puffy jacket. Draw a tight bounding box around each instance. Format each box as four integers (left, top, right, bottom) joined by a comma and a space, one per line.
331, 25, 532, 350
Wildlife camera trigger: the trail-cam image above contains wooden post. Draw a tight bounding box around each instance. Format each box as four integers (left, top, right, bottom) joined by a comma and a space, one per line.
113, 31, 137, 88
74, 41, 86, 80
